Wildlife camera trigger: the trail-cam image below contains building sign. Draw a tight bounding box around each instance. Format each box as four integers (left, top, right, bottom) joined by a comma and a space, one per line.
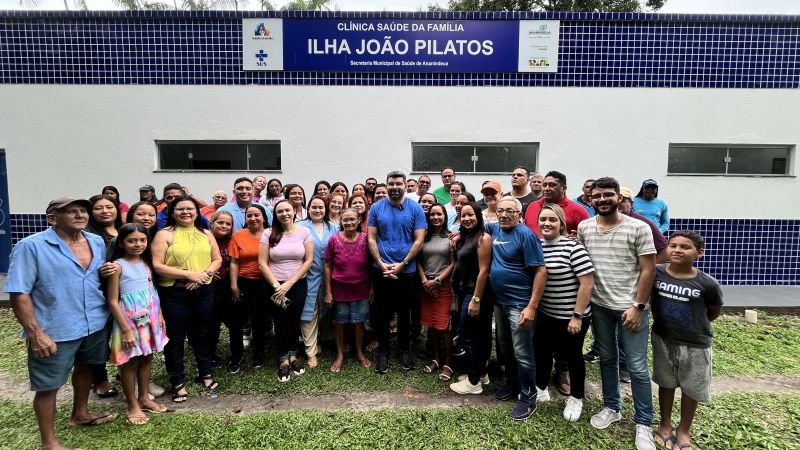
242, 18, 559, 73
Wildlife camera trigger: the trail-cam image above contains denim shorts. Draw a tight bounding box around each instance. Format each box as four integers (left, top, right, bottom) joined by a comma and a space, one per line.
27, 326, 109, 392
332, 299, 370, 324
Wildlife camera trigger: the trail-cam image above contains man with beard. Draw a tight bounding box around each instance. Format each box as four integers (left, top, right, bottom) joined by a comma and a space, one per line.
482, 196, 546, 421
219, 177, 265, 230
524, 171, 589, 238
365, 177, 378, 203
578, 177, 656, 450
368, 171, 427, 374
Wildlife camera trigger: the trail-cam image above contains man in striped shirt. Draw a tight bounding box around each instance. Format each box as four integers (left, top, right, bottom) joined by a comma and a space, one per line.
578, 177, 657, 450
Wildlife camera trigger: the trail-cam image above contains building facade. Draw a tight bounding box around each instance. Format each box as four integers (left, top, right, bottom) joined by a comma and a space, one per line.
1, 10, 798, 285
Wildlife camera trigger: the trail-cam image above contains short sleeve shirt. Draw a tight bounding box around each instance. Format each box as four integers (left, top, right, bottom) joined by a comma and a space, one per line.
651, 264, 723, 348
367, 197, 427, 274
324, 232, 371, 301
4, 228, 109, 342
229, 229, 262, 280
484, 223, 545, 306
578, 215, 656, 310
260, 227, 311, 281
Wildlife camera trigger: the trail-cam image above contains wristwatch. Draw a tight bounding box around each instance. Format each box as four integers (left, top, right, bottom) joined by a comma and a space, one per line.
434, 278, 442, 286
572, 311, 584, 319
272, 281, 280, 289
633, 302, 648, 311
471, 295, 481, 304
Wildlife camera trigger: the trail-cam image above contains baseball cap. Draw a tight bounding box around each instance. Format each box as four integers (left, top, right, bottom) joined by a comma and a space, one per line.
619, 187, 635, 200
139, 184, 155, 192
480, 181, 502, 195
641, 179, 658, 188
46, 196, 91, 214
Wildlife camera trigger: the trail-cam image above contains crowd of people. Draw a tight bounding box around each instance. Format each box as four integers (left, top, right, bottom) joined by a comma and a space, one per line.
6, 167, 720, 450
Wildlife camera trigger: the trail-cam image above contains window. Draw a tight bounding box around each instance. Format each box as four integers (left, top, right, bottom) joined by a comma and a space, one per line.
668, 144, 793, 176
412, 143, 538, 174
157, 141, 281, 171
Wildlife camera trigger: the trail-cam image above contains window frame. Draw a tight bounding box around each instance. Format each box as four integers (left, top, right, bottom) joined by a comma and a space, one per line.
666, 143, 795, 177
410, 142, 539, 175
154, 140, 282, 173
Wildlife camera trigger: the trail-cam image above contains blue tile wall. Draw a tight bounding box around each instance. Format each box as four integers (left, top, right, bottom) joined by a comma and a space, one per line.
8, 214, 799, 285
0, 11, 798, 87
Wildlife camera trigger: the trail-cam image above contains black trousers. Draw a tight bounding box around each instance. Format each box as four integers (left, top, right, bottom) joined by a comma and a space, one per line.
210, 279, 245, 364
372, 269, 416, 354
533, 312, 590, 399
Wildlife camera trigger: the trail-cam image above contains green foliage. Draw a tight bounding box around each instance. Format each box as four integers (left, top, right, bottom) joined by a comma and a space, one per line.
711, 313, 800, 376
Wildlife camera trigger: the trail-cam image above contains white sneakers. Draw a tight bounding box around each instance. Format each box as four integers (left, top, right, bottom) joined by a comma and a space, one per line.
562, 396, 583, 422
536, 387, 551, 402
457, 374, 490, 385
634, 424, 656, 450
590, 406, 622, 429
449, 378, 483, 395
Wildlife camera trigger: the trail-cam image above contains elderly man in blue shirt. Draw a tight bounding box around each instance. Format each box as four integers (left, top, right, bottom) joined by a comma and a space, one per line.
5, 197, 116, 450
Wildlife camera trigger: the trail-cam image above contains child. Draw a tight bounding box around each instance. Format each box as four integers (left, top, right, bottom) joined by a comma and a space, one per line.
107, 223, 170, 424
650, 230, 723, 449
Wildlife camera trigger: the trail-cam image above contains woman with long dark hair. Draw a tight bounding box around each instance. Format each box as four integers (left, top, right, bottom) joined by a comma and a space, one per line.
313, 181, 331, 202
284, 184, 307, 221
151, 195, 222, 402
449, 202, 494, 395
102, 185, 129, 222
418, 203, 455, 381
230, 205, 271, 370
87, 194, 122, 244
259, 178, 285, 209
298, 196, 338, 368
330, 182, 349, 205
258, 200, 314, 382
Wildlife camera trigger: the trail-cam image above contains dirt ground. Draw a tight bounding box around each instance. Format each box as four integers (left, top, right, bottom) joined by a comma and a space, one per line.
3, 370, 798, 415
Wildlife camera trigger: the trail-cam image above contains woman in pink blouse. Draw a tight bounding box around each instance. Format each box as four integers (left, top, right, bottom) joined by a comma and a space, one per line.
258, 200, 314, 383
324, 208, 372, 374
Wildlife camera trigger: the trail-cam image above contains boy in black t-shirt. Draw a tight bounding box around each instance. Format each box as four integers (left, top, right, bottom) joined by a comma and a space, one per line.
650, 231, 723, 450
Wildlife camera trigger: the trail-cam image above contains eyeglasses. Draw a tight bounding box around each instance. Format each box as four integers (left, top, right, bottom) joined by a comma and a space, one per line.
496, 208, 519, 215
418, 181, 431, 185
590, 192, 618, 200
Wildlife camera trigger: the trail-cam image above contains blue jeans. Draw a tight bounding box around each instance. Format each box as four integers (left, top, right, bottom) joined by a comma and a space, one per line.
494, 303, 518, 389
591, 303, 653, 425
498, 303, 537, 406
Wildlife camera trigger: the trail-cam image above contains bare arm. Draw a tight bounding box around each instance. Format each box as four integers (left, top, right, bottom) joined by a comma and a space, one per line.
150, 229, 209, 283
230, 258, 241, 299
392, 228, 425, 276
323, 259, 334, 305
204, 230, 223, 274
568, 273, 595, 334
707, 305, 722, 322
622, 253, 657, 332
258, 242, 278, 286
106, 267, 135, 349
367, 226, 387, 272
518, 265, 547, 327
10, 293, 56, 358
473, 233, 492, 299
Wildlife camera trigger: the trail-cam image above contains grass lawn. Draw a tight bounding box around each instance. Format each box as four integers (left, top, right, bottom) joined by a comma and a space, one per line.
2, 309, 799, 398
0, 394, 798, 449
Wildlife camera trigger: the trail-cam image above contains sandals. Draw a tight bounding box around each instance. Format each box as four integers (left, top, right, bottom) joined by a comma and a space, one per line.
172, 383, 188, 403
195, 376, 219, 391
423, 360, 440, 374
438, 365, 453, 381
654, 430, 675, 449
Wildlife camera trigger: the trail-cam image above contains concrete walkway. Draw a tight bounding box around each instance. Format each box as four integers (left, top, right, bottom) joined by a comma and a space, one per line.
0, 273, 798, 310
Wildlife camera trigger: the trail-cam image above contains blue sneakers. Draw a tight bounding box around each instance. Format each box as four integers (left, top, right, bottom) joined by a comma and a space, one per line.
509, 401, 537, 421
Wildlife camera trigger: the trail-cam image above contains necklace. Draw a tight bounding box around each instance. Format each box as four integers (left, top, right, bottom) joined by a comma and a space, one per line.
596, 214, 624, 231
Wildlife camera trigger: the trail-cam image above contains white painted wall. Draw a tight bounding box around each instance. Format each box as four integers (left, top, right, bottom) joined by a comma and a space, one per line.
0, 85, 797, 218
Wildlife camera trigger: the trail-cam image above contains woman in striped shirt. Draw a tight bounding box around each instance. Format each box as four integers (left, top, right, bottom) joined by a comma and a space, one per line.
533, 203, 595, 422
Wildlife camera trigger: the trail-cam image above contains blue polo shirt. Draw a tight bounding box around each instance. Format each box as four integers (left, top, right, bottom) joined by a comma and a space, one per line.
368, 197, 427, 274
484, 223, 545, 306
4, 228, 109, 342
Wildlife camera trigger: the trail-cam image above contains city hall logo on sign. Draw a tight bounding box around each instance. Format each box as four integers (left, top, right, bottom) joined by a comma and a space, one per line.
253, 23, 274, 40
529, 24, 552, 36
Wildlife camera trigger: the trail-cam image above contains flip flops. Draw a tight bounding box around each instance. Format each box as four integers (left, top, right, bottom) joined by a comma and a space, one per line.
654, 430, 675, 449
68, 412, 116, 427
438, 365, 453, 381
